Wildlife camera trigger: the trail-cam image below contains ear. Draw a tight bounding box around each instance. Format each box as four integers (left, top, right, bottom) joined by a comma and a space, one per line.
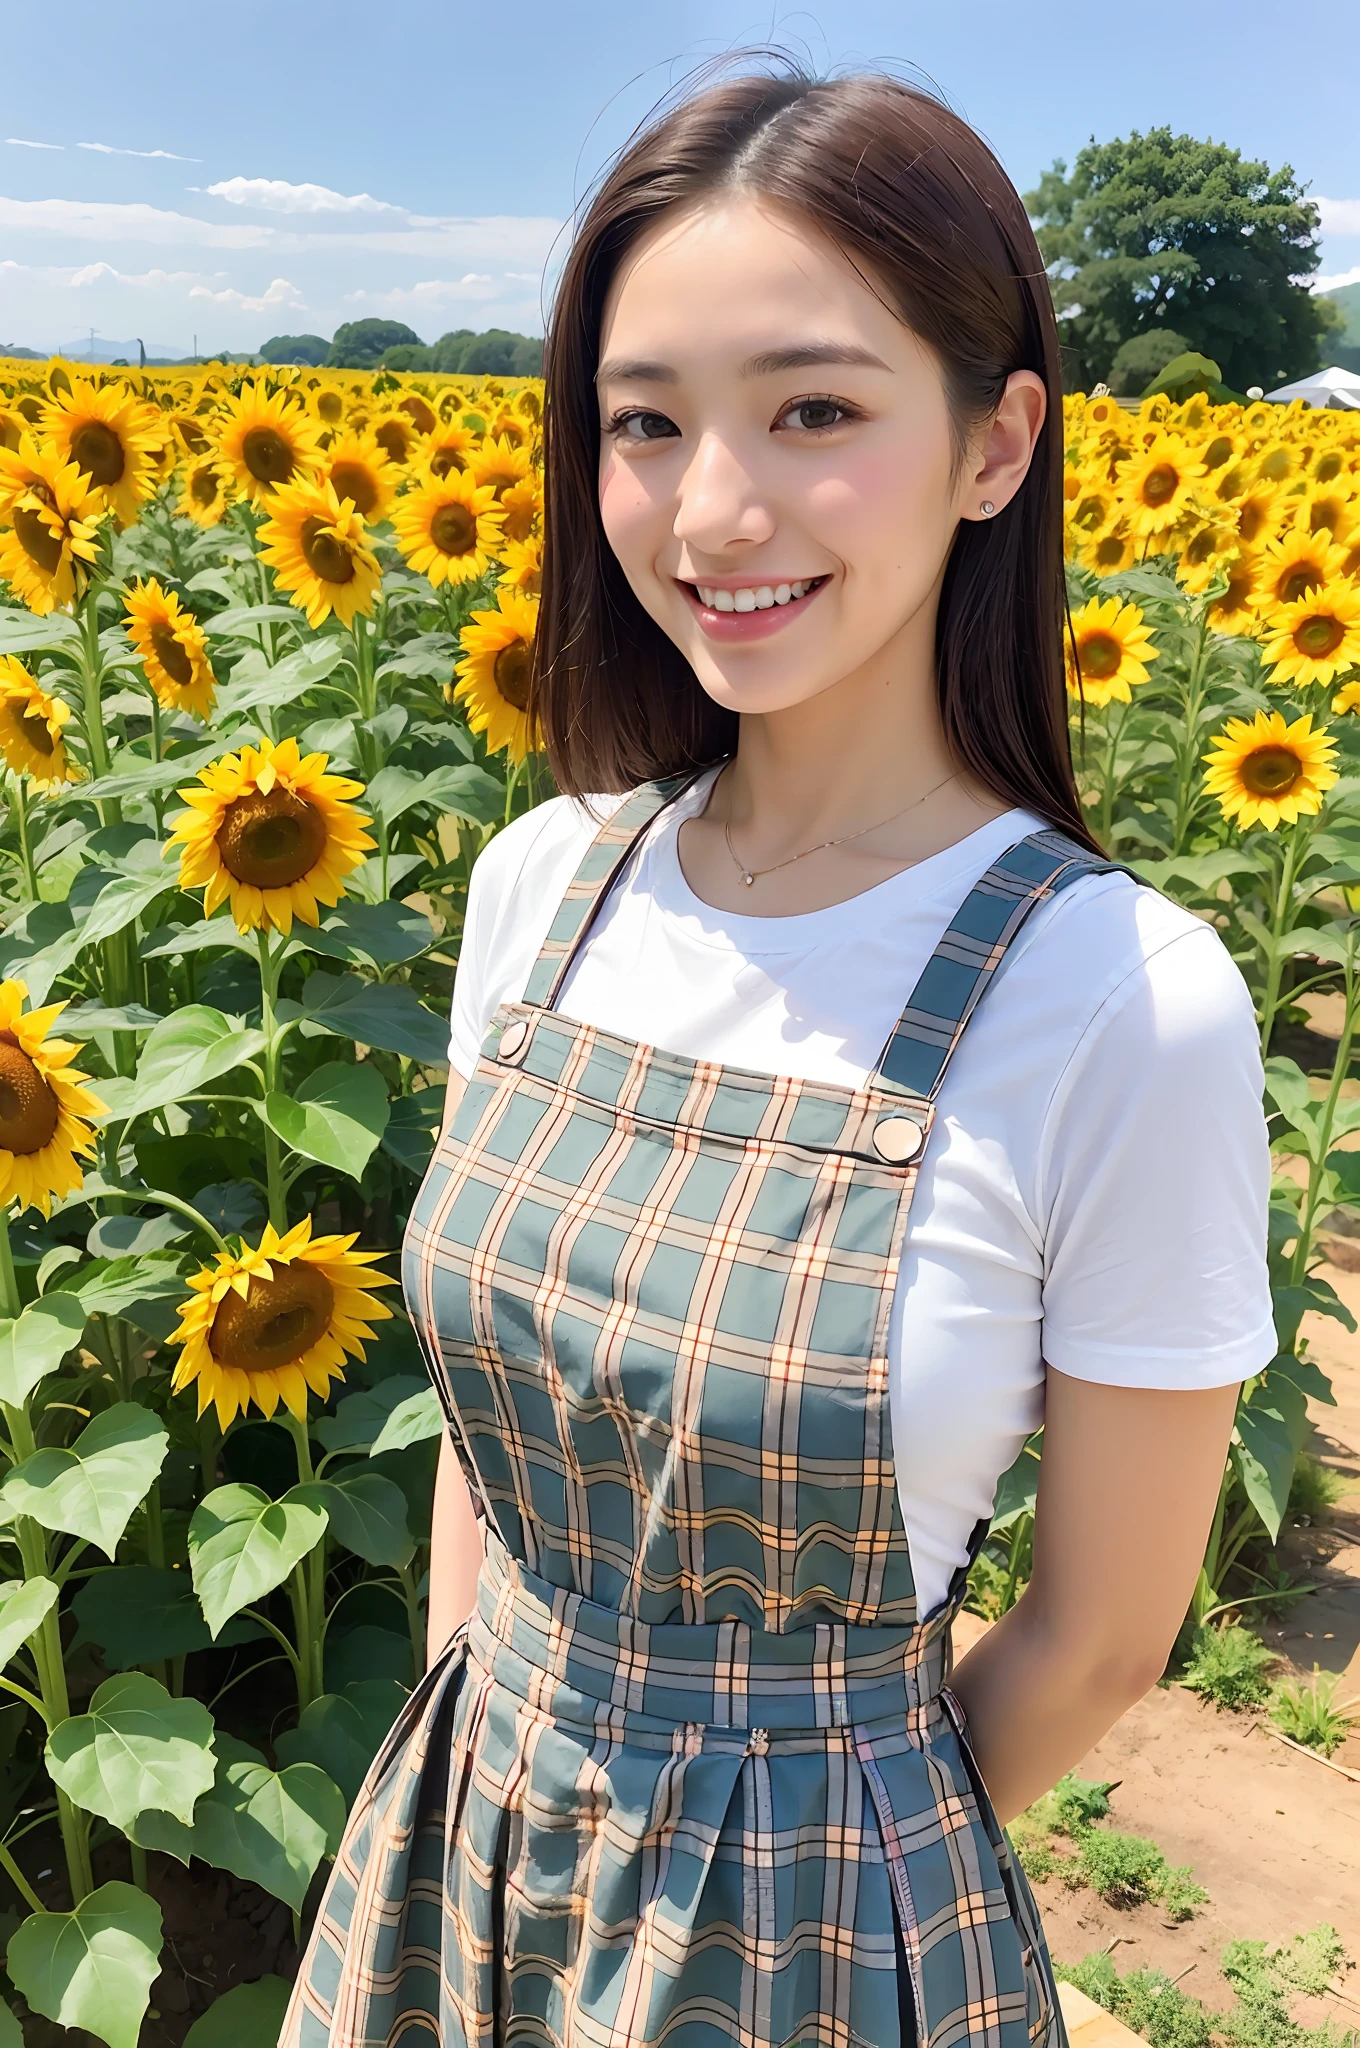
961, 370, 1047, 522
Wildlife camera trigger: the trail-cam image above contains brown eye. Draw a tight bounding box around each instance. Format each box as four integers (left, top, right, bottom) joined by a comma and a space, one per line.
611, 409, 679, 442
788, 400, 843, 431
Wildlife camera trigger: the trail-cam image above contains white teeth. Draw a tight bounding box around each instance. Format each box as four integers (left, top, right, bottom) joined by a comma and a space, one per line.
733, 588, 756, 612
712, 589, 736, 612
774, 583, 792, 605
753, 586, 775, 609
694, 577, 821, 610
791, 580, 807, 599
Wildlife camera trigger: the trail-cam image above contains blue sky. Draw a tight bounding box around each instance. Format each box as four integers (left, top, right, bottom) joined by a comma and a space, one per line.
2, 0, 1357, 359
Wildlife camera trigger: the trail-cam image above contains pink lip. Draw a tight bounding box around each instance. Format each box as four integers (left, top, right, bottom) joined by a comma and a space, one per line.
677, 577, 828, 642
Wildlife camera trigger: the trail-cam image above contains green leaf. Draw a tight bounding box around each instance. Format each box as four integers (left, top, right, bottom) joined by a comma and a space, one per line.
302, 897, 437, 966
381, 1091, 442, 1175
369, 1384, 443, 1458
71, 1567, 264, 1668
1233, 1380, 1310, 1541
214, 637, 348, 718
311, 1375, 428, 1454
86, 1211, 187, 1259
183, 1975, 292, 2048
1, 1405, 168, 1557
53, 1250, 188, 1320
262, 1059, 389, 1178
132, 1736, 345, 1911
291, 1473, 413, 1567
102, 1006, 265, 1121
274, 1681, 406, 1807
0, 612, 78, 656
1273, 1277, 1358, 1354
1263, 1056, 1313, 1132
204, 603, 303, 640
0, 1576, 58, 1669
988, 1434, 1041, 1533
138, 917, 271, 962
46, 1672, 216, 1829
6, 1880, 163, 2048
1266, 1348, 1337, 1409
0, 1294, 86, 1406
299, 972, 448, 1064
79, 868, 180, 949
0, 1999, 20, 2046
1132, 847, 1270, 891
189, 1483, 328, 1637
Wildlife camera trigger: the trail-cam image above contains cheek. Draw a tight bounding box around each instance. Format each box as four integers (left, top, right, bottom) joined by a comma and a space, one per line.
598, 454, 661, 571
804, 440, 951, 559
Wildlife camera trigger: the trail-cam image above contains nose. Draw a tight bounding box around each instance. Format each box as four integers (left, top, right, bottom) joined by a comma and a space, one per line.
672, 430, 775, 556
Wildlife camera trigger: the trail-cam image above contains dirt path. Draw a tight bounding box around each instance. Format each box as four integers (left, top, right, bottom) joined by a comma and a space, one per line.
957, 1270, 1360, 2012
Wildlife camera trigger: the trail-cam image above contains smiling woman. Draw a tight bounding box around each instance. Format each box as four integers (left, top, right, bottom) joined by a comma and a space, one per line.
285, 61, 1271, 2048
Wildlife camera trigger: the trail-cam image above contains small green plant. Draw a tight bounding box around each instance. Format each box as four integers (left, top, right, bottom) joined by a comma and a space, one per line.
1009, 1772, 1112, 1882
1075, 1829, 1209, 1920
1270, 1668, 1360, 1756
1287, 1453, 1350, 1523
1056, 1953, 1214, 2048
1180, 1622, 1277, 1711
1221, 1925, 1355, 2048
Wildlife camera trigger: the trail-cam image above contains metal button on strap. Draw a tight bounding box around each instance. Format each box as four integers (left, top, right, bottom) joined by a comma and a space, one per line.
498, 1018, 530, 1063
872, 1115, 924, 1164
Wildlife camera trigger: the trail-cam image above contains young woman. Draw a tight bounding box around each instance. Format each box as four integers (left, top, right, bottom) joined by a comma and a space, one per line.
285, 67, 1272, 2048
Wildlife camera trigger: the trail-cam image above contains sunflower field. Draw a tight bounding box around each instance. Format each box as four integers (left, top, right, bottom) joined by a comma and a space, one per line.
0, 350, 1357, 2046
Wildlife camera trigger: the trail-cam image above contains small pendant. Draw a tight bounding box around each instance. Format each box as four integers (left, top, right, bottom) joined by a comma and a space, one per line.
742, 872, 755, 886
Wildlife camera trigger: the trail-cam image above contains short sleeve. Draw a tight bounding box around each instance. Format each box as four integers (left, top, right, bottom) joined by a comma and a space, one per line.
1037, 921, 1274, 1389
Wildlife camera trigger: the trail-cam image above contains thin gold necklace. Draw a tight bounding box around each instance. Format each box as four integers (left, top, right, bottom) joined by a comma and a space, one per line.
722, 769, 958, 887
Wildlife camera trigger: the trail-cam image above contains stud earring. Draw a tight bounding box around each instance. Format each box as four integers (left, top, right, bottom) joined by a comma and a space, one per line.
980, 501, 996, 517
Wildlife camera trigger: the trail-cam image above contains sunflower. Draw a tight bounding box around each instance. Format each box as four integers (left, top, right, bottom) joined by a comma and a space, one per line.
423, 421, 476, 479
1292, 484, 1357, 546
314, 428, 394, 522
1079, 518, 1138, 577
213, 381, 321, 508
1206, 550, 1265, 633
0, 657, 77, 785
498, 475, 542, 545
485, 408, 531, 451
465, 433, 531, 501
1065, 595, 1159, 707
42, 375, 162, 527
1225, 479, 1283, 551
123, 578, 217, 720
1255, 442, 1297, 487
0, 438, 103, 616
0, 979, 103, 1218
1202, 710, 1338, 832
368, 411, 420, 469
1253, 528, 1348, 616
1198, 431, 1239, 474
395, 389, 438, 437
311, 386, 345, 427
453, 588, 540, 759
1175, 516, 1236, 594
391, 467, 504, 588
1260, 582, 1360, 689
180, 456, 228, 529
1120, 433, 1206, 540
514, 384, 542, 425
498, 534, 542, 595
171, 411, 213, 457
169, 733, 374, 934
168, 1217, 395, 1429
256, 475, 381, 630
1068, 485, 1115, 535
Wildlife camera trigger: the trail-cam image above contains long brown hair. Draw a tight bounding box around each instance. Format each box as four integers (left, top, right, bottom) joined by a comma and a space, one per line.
534, 64, 1098, 851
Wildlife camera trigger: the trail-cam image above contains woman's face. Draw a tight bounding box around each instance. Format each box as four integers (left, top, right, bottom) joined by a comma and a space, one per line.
595, 194, 1037, 718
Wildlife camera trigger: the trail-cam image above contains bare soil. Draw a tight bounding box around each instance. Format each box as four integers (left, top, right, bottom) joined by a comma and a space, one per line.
954, 1248, 1360, 2025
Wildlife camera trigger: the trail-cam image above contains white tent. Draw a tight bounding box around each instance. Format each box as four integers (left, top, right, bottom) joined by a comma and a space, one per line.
1265, 365, 1360, 409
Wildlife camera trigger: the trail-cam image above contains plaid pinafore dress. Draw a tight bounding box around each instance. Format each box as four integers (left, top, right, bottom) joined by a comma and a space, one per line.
286, 783, 1119, 2048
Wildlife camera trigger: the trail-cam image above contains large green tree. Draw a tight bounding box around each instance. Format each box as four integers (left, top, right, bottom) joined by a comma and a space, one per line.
1025, 131, 1332, 393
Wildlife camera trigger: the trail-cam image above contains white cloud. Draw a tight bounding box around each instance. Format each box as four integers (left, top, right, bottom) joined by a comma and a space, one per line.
344, 275, 505, 312
1317, 199, 1360, 236
1316, 265, 1360, 293
79, 142, 201, 163
7, 138, 62, 151
188, 276, 306, 313
0, 257, 221, 291
207, 177, 403, 217
0, 195, 272, 248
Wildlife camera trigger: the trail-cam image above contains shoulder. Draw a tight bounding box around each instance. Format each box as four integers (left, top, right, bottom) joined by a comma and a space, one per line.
466, 790, 627, 917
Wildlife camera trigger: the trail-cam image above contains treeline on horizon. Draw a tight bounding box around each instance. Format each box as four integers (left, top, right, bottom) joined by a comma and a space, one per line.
259, 319, 544, 374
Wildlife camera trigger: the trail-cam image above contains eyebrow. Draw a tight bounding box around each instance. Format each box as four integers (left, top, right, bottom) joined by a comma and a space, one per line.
595, 341, 891, 384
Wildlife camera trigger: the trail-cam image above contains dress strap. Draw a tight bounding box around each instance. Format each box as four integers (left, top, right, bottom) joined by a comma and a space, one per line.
522, 773, 705, 1008
875, 829, 1131, 1100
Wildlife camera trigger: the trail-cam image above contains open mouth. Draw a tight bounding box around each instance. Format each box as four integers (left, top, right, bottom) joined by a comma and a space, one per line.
683, 574, 830, 615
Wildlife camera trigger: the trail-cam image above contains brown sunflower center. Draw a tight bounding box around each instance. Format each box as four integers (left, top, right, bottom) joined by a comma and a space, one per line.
69, 420, 126, 487
1079, 631, 1123, 681
241, 425, 296, 485
300, 516, 356, 586
398, 394, 436, 435
1259, 448, 1291, 481
190, 466, 220, 507
428, 444, 465, 479
209, 1261, 336, 1370
1140, 463, 1179, 508
1310, 499, 1344, 535
429, 501, 477, 557
316, 391, 343, 423
1185, 526, 1219, 566
1217, 569, 1252, 614
14, 503, 64, 575
15, 396, 43, 425
16, 706, 55, 754
1278, 565, 1324, 606
150, 620, 195, 688
373, 422, 410, 464
1240, 745, 1304, 798
1238, 499, 1269, 544
328, 461, 379, 519
1294, 613, 1346, 660
493, 636, 532, 710
177, 418, 211, 455
0, 1035, 59, 1155
1092, 532, 1128, 570
0, 418, 21, 452
1202, 435, 1235, 471
1316, 452, 1344, 484
215, 786, 328, 888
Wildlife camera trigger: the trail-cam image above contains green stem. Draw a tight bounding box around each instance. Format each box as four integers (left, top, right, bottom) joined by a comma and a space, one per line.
256, 929, 287, 1232
12, 776, 38, 902
396, 1562, 426, 1675
1098, 703, 1126, 852
280, 1412, 325, 1704
0, 1840, 43, 1915
0, 1674, 51, 1726
129, 1838, 150, 1894
105, 1187, 232, 1257
1258, 822, 1309, 1058
1291, 962, 1360, 1286
0, 1206, 19, 1320
1171, 605, 1211, 857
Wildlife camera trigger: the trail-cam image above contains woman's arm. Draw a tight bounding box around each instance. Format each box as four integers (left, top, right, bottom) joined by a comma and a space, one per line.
946, 1366, 1240, 1825
422, 1072, 487, 1668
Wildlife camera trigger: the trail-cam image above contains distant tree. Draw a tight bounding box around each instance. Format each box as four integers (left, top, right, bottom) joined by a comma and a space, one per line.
430, 329, 476, 373
259, 333, 330, 366
427, 328, 543, 376
1026, 131, 1332, 393
325, 319, 422, 370
379, 344, 433, 371
1108, 328, 1191, 396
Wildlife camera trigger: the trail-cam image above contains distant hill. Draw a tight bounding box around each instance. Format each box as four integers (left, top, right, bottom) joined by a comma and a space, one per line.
1324, 281, 1360, 346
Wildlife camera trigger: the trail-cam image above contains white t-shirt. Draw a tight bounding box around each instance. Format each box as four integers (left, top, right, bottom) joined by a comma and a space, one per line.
447, 772, 1275, 1614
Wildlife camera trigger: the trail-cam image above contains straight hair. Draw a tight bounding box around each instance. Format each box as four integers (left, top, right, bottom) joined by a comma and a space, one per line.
534, 64, 1099, 852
